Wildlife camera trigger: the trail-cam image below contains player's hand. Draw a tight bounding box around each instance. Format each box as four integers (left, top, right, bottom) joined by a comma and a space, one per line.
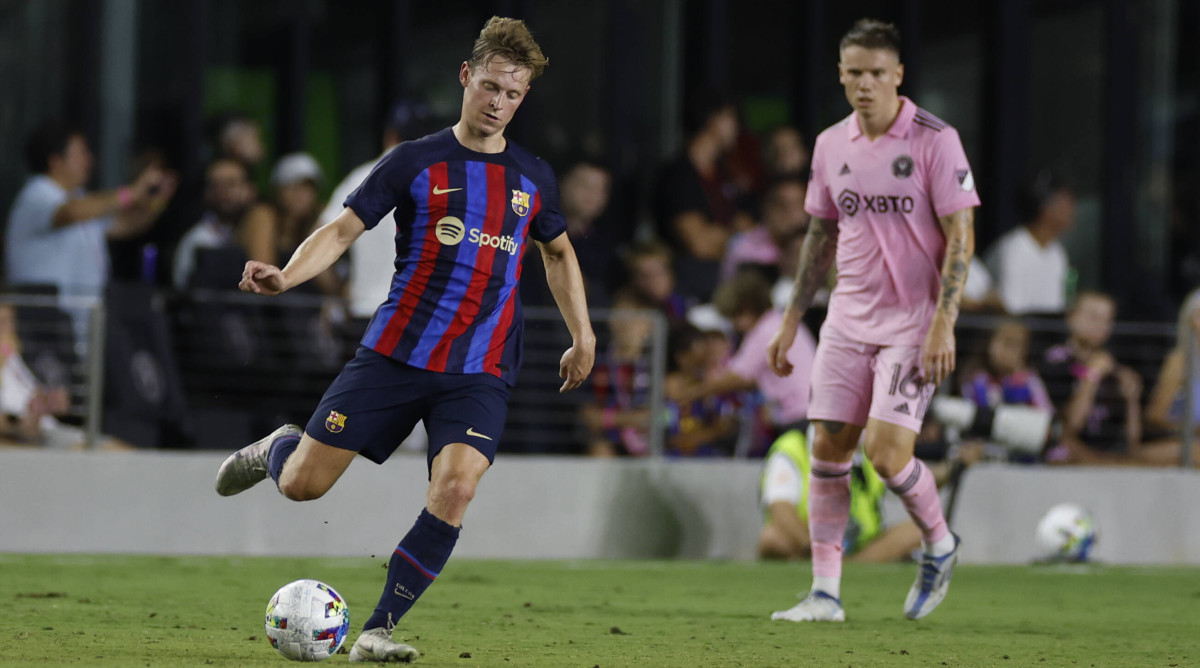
766, 317, 799, 377
921, 317, 956, 387
239, 261, 287, 295
558, 339, 595, 393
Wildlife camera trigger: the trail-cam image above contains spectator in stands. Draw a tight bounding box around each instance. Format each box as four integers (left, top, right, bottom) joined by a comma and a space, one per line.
685, 270, 817, 444
625, 241, 692, 321
0, 304, 127, 449
317, 100, 438, 325
758, 428, 981, 561
985, 171, 1076, 314
1038, 291, 1152, 464
172, 157, 255, 290
241, 153, 337, 296
208, 112, 265, 170
762, 126, 810, 180
721, 176, 808, 281
655, 91, 752, 301
960, 257, 1003, 313
524, 158, 615, 308
5, 121, 176, 298
581, 289, 654, 457
663, 322, 739, 457
1146, 287, 1200, 443
961, 319, 1053, 413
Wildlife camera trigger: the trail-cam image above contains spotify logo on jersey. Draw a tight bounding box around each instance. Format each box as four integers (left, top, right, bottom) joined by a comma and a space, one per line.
435, 216, 466, 245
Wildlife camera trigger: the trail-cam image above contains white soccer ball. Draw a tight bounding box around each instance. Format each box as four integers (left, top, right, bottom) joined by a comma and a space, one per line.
1035, 503, 1097, 562
264, 579, 351, 662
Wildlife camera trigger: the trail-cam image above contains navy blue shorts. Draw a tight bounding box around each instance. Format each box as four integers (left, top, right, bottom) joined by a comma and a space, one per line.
305, 347, 511, 471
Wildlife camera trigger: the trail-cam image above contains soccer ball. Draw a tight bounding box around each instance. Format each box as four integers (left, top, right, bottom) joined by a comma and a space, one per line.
264, 579, 350, 662
1035, 503, 1097, 562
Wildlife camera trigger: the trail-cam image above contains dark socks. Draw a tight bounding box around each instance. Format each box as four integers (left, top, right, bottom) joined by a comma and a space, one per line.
363, 508, 461, 632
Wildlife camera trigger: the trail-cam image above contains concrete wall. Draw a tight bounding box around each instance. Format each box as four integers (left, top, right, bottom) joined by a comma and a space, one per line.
1, 449, 1198, 564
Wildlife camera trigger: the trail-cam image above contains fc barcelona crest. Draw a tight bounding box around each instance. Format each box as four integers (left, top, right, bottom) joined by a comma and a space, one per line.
325, 410, 347, 433
511, 189, 531, 216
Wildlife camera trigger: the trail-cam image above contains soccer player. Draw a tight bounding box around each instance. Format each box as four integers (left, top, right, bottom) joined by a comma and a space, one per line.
765, 18, 979, 622
214, 17, 595, 662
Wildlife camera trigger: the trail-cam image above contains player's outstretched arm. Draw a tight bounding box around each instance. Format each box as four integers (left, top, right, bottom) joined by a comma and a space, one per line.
239, 207, 366, 296
536, 234, 595, 392
922, 207, 975, 386
767, 216, 838, 377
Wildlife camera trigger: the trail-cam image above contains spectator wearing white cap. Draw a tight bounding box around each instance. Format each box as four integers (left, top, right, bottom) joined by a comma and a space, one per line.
240, 153, 326, 283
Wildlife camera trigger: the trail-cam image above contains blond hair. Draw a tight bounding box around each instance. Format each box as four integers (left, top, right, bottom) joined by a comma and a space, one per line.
469, 17, 548, 80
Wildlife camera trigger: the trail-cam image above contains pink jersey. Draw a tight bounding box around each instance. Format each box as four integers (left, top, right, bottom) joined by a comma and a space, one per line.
806, 96, 980, 345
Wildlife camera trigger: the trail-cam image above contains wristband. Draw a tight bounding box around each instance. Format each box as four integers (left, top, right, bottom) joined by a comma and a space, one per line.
117, 186, 134, 210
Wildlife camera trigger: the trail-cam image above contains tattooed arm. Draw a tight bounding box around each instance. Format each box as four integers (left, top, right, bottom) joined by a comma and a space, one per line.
922, 207, 975, 386
766, 216, 838, 376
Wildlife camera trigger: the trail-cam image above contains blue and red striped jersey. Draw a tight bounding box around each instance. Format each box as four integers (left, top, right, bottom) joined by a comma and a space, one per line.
344, 128, 566, 385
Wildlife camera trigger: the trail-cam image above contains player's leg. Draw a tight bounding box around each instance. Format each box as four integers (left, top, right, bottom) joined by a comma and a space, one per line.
773, 333, 872, 623
865, 345, 958, 619
352, 373, 507, 661
274, 435, 357, 501
215, 348, 424, 499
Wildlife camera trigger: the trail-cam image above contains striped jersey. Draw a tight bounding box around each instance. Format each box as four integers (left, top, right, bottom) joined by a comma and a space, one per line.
344, 128, 566, 385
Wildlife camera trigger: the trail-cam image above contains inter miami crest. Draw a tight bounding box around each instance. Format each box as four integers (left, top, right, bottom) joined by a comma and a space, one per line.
325, 410, 347, 433
511, 189, 531, 216
892, 155, 914, 179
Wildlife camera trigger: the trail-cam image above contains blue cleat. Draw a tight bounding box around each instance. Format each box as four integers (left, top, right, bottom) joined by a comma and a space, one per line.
904, 533, 960, 620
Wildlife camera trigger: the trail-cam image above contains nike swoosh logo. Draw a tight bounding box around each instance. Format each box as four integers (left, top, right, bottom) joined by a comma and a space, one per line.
432, 185, 462, 195
466, 427, 493, 441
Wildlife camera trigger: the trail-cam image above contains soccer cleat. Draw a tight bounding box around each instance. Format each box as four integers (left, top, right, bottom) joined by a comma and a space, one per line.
348, 627, 420, 663
770, 590, 845, 622
214, 424, 302, 496
904, 533, 961, 620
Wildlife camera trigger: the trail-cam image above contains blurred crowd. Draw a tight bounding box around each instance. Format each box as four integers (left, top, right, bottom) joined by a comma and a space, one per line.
1, 96, 1198, 466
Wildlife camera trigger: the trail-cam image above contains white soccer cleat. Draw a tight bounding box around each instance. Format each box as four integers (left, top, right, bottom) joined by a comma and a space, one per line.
770, 591, 845, 622
214, 424, 302, 496
904, 533, 961, 620
348, 627, 420, 663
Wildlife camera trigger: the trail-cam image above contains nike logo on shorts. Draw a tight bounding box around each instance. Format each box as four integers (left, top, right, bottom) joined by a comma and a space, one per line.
466, 427, 493, 441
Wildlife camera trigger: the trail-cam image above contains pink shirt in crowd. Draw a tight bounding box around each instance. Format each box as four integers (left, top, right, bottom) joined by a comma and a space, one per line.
806, 96, 980, 346
721, 226, 780, 279
727, 309, 816, 426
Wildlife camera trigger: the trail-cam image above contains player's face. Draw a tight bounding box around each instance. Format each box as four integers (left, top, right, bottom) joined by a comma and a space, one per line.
838, 46, 904, 115
459, 58, 531, 137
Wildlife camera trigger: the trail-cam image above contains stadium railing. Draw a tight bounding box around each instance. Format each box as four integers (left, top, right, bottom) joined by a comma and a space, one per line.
15, 287, 1195, 466
0, 291, 104, 449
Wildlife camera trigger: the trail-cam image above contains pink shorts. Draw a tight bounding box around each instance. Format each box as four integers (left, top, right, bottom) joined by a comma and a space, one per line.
807, 328, 935, 434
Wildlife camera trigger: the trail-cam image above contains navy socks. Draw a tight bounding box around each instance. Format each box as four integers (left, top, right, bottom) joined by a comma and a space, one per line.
267, 432, 300, 487
363, 509, 461, 631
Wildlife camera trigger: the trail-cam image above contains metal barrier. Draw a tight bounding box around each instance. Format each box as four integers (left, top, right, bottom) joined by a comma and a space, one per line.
5, 287, 1194, 466
0, 292, 103, 449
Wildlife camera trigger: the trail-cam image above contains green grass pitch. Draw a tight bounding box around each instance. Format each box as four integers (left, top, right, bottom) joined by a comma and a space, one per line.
2, 554, 1197, 667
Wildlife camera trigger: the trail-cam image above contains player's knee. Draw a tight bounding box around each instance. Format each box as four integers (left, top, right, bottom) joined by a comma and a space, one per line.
431, 473, 477, 510
278, 469, 329, 501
